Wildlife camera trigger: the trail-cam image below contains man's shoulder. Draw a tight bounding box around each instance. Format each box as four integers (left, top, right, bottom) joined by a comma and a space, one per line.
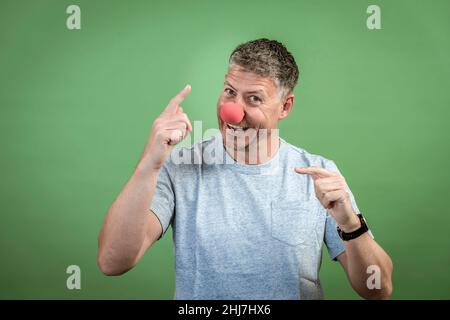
174, 133, 218, 157
281, 138, 337, 170
163, 133, 220, 170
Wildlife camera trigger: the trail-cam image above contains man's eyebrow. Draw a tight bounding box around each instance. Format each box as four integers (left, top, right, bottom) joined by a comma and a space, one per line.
224, 81, 265, 95
246, 89, 265, 95
224, 81, 237, 91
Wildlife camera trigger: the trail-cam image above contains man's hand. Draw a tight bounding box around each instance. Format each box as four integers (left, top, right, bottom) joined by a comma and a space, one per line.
139, 85, 193, 172
295, 166, 394, 299
294, 166, 360, 232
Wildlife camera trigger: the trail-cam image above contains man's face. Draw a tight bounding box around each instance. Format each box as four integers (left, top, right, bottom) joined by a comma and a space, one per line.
217, 65, 289, 152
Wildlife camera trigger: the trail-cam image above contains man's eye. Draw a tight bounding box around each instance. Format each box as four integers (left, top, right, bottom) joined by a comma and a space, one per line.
225, 88, 235, 96
249, 95, 261, 103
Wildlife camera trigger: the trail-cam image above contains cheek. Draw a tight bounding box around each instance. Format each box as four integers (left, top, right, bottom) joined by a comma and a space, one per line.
247, 106, 277, 125
244, 107, 263, 121
216, 97, 225, 114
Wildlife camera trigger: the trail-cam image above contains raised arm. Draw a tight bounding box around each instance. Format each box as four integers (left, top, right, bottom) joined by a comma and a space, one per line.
97, 85, 192, 276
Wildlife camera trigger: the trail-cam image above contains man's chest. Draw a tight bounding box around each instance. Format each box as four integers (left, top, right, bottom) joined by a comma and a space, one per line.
172, 167, 327, 257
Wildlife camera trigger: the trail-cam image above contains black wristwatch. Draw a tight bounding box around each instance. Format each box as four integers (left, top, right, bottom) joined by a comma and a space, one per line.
337, 214, 369, 241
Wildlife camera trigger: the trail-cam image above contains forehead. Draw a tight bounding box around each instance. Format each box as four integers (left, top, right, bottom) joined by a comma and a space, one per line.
225, 66, 278, 95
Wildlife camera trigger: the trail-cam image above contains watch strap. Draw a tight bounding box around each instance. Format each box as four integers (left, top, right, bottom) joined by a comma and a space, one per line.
337, 214, 369, 241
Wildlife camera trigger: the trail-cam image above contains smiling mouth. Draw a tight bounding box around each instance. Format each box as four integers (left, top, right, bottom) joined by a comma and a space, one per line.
226, 123, 250, 132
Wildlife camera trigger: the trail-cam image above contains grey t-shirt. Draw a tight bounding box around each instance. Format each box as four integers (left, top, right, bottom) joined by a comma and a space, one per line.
150, 133, 361, 300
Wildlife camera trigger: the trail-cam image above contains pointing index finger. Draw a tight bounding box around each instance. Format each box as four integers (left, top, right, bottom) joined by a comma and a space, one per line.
164, 84, 191, 114
294, 166, 337, 179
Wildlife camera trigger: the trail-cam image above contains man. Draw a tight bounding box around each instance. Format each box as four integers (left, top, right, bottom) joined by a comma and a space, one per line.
97, 39, 393, 300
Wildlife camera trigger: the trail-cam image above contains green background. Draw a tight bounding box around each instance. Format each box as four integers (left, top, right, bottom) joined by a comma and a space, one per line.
1, 0, 449, 299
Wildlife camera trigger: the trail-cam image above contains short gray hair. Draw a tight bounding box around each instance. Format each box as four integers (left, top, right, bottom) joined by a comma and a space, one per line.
229, 38, 299, 96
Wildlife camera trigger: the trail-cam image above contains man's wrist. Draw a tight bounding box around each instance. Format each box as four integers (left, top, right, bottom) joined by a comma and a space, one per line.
135, 160, 162, 178
338, 214, 361, 233
337, 213, 370, 241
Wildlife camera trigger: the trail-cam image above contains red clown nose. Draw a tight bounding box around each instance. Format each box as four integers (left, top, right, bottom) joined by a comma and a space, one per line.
219, 102, 244, 125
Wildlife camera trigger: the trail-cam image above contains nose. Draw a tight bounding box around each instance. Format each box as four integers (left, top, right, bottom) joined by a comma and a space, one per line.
219, 102, 244, 125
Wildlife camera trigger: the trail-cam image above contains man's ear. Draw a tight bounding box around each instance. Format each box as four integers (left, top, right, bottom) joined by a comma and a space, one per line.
278, 93, 295, 120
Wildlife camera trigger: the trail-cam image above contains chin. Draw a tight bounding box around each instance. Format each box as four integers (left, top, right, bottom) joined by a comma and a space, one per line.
224, 131, 257, 151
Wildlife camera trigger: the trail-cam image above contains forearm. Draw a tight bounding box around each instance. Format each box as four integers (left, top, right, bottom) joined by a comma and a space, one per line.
97, 164, 160, 275
343, 233, 393, 299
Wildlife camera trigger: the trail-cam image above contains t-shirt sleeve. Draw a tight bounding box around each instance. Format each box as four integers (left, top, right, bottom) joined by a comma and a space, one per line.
150, 162, 175, 239
322, 159, 374, 261
324, 212, 346, 261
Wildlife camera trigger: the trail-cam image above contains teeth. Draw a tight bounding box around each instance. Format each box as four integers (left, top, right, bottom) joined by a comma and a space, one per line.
227, 123, 248, 130
227, 124, 241, 130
